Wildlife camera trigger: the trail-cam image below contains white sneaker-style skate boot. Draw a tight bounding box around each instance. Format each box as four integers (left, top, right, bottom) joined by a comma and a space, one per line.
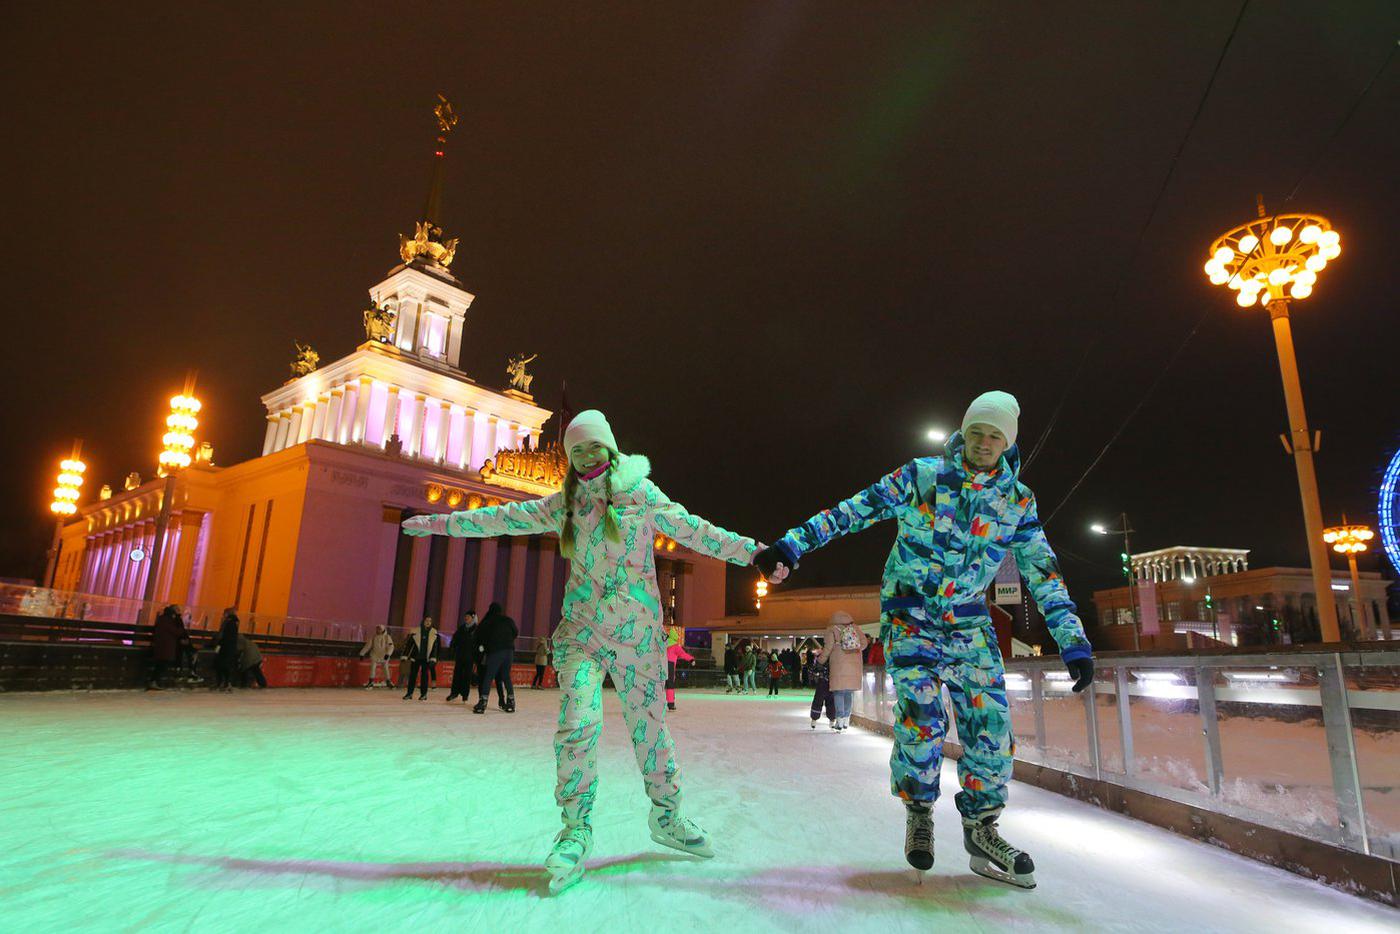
962, 813, 1035, 889
545, 822, 593, 895
904, 802, 934, 879
648, 806, 714, 858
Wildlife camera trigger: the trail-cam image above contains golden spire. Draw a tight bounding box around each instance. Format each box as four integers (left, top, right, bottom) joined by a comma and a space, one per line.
399, 94, 460, 269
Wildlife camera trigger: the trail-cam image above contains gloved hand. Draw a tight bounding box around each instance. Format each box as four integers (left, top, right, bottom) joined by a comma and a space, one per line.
752, 543, 794, 583
1066, 656, 1094, 693
401, 514, 448, 537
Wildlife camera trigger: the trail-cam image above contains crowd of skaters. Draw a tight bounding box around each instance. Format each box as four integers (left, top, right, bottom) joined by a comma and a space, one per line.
721, 613, 882, 731
147, 597, 880, 729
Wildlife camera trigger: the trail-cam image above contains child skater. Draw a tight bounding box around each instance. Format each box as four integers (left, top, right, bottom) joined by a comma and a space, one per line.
403, 409, 759, 894
664, 625, 694, 712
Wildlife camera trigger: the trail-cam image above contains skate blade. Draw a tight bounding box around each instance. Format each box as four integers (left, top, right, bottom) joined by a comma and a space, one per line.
547, 863, 585, 895
650, 832, 714, 859
969, 856, 1036, 889
912, 869, 927, 885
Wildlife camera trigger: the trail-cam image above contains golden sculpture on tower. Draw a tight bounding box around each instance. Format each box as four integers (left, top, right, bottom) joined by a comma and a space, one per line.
398, 94, 460, 270
398, 221, 459, 269
290, 341, 320, 377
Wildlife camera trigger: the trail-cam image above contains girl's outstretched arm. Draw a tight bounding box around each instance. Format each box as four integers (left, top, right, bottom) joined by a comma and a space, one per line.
402, 492, 565, 539
640, 480, 758, 565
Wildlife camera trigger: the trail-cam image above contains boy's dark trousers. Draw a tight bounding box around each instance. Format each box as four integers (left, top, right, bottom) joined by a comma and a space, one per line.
768, 674, 781, 695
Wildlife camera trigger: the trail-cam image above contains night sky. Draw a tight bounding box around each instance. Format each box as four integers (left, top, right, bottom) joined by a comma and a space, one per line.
5, 3, 1398, 615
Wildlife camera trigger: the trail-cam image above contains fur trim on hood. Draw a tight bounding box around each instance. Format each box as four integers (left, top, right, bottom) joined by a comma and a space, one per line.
609, 453, 651, 493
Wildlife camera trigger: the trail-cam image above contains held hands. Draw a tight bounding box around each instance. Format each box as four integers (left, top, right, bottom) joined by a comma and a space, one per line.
752, 544, 793, 584
401, 514, 448, 537
1066, 656, 1094, 693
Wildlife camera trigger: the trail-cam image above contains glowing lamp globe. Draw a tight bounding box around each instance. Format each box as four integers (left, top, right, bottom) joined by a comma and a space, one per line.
1204, 213, 1338, 310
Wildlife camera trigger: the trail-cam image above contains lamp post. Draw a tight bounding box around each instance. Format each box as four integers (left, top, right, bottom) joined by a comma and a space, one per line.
45, 441, 86, 588
1203, 200, 1342, 642
1091, 513, 1140, 651
1323, 519, 1379, 641
140, 380, 201, 618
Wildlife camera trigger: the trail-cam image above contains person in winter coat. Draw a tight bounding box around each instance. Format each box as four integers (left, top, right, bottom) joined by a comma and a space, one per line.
818, 611, 866, 732
754, 391, 1095, 888
765, 652, 785, 696
722, 642, 740, 693
210, 609, 241, 692
664, 626, 694, 711
402, 409, 759, 894
807, 648, 835, 728
237, 635, 267, 688
473, 603, 518, 713
446, 613, 479, 702
531, 636, 551, 689
741, 644, 759, 694
360, 625, 395, 688
401, 616, 441, 701
147, 604, 189, 690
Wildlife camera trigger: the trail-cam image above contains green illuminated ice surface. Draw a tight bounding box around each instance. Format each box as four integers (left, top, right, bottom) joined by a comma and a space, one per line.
0, 689, 1391, 932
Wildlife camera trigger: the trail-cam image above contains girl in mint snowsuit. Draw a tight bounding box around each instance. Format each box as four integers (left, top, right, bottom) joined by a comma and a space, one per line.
403, 409, 757, 892
755, 391, 1093, 883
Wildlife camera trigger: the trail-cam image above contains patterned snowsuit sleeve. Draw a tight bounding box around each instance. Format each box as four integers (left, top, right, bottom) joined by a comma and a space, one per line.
445, 493, 565, 538
641, 480, 758, 566
776, 461, 918, 563
1008, 492, 1092, 661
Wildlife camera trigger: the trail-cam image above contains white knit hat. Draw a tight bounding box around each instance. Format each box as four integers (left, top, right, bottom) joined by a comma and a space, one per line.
961, 391, 1021, 446
563, 409, 618, 455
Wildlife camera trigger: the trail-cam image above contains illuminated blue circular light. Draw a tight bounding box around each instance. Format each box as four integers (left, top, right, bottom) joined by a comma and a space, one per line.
1380, 448, 1400, 576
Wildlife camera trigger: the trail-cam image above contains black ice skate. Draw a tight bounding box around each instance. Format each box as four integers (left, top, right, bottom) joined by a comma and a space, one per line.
503, 697, 517, 713
904, 802, 934, 878
472, 698, 488, 714
962, 813, 1035, 889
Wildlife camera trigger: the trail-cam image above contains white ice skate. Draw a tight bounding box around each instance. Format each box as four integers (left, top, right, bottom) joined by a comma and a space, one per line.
648, 807, 714, 858
545, 823, 593, 895
963, 814, 1036, 889
904, 803, 934, 882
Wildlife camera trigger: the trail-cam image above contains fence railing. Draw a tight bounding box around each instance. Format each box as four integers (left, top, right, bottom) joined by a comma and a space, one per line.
854, 647, 1400, 863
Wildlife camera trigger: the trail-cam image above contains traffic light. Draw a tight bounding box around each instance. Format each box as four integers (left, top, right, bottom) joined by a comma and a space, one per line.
1120, 552, 1131, 580
1204, 593, 1213, 609
1271, 616, 1281, 632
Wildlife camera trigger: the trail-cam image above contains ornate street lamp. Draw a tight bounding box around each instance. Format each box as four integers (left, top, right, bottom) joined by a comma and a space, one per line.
755, 577, 768, 610
141, 380, 201, 616
44, 441, 86, 587
1204, 200, 1342, 641
1323, 519, 1381, 641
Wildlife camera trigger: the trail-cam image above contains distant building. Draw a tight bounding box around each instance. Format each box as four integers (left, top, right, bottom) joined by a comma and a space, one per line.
1093, 545, 1391, 647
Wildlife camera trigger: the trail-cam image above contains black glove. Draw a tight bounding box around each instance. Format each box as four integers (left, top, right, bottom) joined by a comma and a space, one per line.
1066, 656, 1094, 693
753, 544, 795, 580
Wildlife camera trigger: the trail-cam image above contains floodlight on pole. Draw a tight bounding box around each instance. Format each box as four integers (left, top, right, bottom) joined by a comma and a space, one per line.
1324, 518, 1379, 640
44, 440, 85, 587
142, 375, 201, 617
1204, 199, 1341, 642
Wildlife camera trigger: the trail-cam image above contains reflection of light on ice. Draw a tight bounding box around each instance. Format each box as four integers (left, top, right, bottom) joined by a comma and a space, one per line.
1005, 672, 1031, 693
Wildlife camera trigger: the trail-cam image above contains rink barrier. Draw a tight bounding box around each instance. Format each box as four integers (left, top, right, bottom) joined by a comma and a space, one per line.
0, 613, 556, 691
852, 646, 1400, 907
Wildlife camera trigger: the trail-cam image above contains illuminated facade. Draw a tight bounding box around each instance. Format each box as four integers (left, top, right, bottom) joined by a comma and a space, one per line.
48, 111, 728, 637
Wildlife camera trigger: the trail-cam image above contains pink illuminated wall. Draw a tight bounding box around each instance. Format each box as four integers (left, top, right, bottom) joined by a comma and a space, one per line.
364, 383, 388, 447
446, 408, 466, 465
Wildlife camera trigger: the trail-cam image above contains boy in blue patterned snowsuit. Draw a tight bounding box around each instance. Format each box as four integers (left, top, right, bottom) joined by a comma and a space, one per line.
755, 391, 1093, 888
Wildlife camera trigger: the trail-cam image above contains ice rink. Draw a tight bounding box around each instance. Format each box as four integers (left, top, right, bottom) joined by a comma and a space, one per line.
1, 687, 1393, 933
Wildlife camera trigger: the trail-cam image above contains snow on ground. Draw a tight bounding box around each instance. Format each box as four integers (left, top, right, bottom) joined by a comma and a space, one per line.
0, 687, 1394, 933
